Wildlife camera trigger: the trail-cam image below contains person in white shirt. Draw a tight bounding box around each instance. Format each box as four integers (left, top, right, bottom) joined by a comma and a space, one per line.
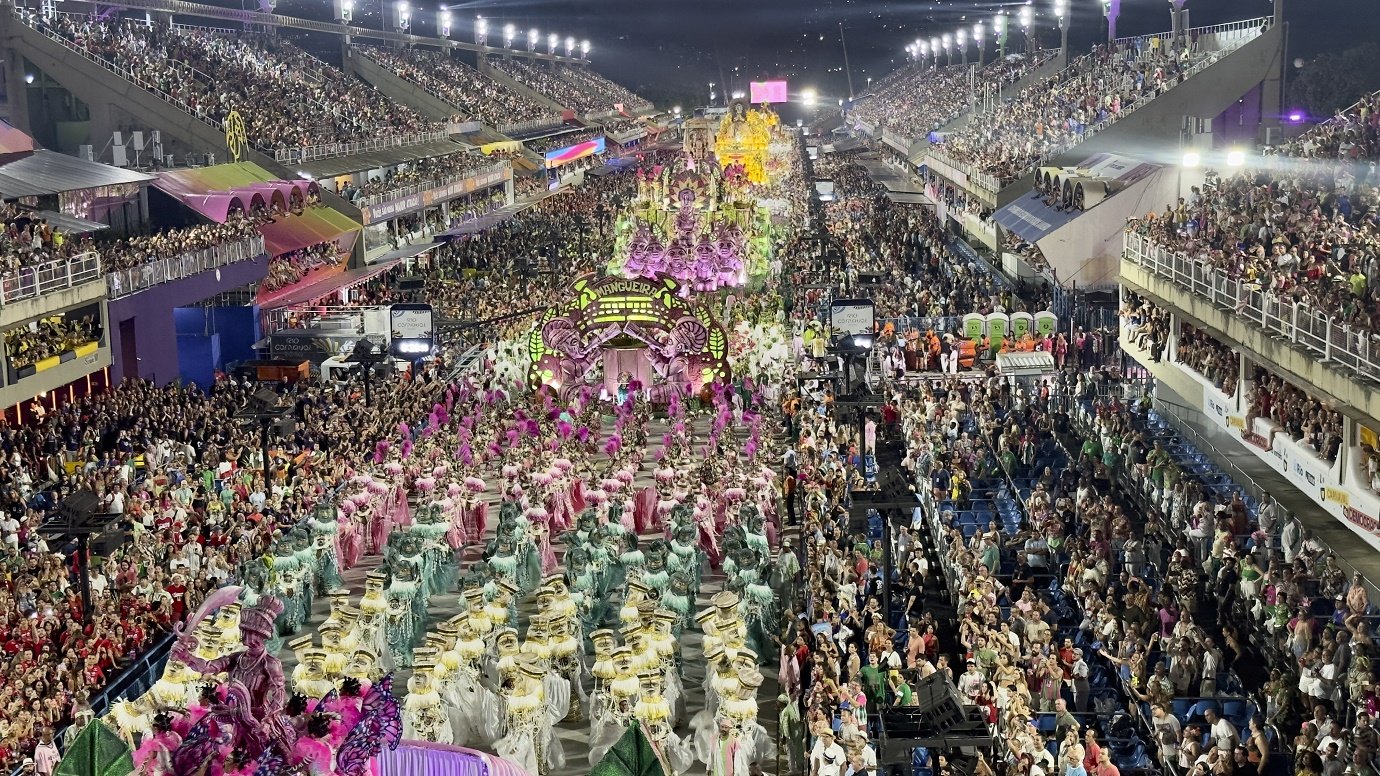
957, 660, 984, 702
1205, 709, 1237, 752
879, 645, 902, 671
0, 514, 20, 548
811, 730, 846, 776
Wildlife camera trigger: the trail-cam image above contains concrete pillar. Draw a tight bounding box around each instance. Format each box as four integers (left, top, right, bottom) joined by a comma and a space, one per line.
1261, 2, 1286, 143
2, 47, 32, 138
1236, 349, 1248, 412
504, 175, 515, 206
1169, 0, 1187, 49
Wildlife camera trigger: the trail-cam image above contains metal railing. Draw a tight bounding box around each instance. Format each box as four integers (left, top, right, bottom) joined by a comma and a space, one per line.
498, 116, 566, 136
0, 253, 103, 306
106, 235, 266, 299
352, 162, 508, 209
273, 129, 450, 164
1124, 231, 1380, 383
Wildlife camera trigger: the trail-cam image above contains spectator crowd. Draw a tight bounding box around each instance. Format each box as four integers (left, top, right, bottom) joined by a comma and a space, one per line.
853, 53, 1054, 141
489, 58, 648, 115
935, 42, 1219, 185
781, 136, 1380, 776
1128, 89, 1380, 340
37, 15, 441, 157
358, 46, 560, 129
334, 152, 511, 205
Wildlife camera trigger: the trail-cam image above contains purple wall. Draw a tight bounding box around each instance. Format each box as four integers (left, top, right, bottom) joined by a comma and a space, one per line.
107, 256, 269, 385
1212, 83, 1263, 148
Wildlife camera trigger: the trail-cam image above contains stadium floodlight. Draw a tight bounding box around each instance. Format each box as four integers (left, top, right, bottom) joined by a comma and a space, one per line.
395, 1, 410, 31
1019, 5, 1032, 29
528, 28, 538, 50
475, 15, 487, 44
565, 36, 574, 57
1181, 151, 1201, 168
801, 88, 817, 107
503, 23, 515, 47
548, 32, 558, 54
974, 22, 984, 42
956, 29, 966, 47
581, 39, 590, 57
340, 0, 353, 22
1226, 148, 1246, 167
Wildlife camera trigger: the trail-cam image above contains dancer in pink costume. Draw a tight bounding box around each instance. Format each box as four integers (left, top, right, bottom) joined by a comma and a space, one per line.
133, 714, 182, 775
694, 494, 722, 569
463, 476, 488, 538
601, 478, 635, 533
525, 506, 559, 573
634, 483, 658, 534
337, 501, 364, 571
387, 480, 412, 531
444, 483, 467, 549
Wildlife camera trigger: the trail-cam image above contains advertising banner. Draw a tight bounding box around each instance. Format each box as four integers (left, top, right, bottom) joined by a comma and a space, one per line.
544, 136, 607, 168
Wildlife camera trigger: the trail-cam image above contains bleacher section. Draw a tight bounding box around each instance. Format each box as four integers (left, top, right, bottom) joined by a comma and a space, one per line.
852, 52, 1056, 143
354, 46, 563, 131
33, 16, 442, 163
489, 58, 650, 116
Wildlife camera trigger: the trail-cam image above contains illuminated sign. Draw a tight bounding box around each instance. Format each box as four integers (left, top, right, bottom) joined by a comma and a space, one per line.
390, 303, 434, 358
750, 80, 788, 104
544, 136, 606, 168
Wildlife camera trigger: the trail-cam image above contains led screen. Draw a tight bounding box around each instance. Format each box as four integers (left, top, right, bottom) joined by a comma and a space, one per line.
750, 80, 788, 104
544, 136, 607, 168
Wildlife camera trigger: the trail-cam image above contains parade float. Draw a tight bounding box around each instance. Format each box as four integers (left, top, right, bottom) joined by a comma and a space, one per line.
526, 274, 731, 401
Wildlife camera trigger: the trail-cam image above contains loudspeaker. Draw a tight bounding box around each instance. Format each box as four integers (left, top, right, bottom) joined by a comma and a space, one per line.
910, 673, 966, 731
397, 276, 426, 291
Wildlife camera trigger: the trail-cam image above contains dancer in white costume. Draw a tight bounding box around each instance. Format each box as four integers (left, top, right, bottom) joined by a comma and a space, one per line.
354, 570, 396, 673
402, 656, 454, 744
495, 656, 566, 776
437, 615, 501, 746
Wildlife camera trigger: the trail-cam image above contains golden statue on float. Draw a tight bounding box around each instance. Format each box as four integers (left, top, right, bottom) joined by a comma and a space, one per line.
715, 99, 775, 184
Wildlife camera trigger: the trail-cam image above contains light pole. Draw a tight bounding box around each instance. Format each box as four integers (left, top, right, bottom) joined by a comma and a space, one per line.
930, 37, 940, 67
709, 82, 715, 106
995, 13, 1008, 57
1055, 0, 1069, 60
581, 40, 590, 60
942, 33, 952, 66
437, 10, 450, 37
527, 28, 538, 52
1019, 5, 1033, 54
548, 32, 558, 55
1102, 0, 1120, 44
503, 23, 514, 48
474, 15, 487, 46
957, 29, 968, 66
838, 21, 855, 100
1169, 0, 1188, 52
974, 22, 985, 67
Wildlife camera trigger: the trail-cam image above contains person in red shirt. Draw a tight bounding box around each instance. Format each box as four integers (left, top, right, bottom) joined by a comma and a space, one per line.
1083, 729, 1103, 773
1059, 637, 1077, 682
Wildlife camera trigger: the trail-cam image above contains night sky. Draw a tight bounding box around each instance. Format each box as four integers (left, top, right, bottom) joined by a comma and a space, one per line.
270, 0, 1378, 109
